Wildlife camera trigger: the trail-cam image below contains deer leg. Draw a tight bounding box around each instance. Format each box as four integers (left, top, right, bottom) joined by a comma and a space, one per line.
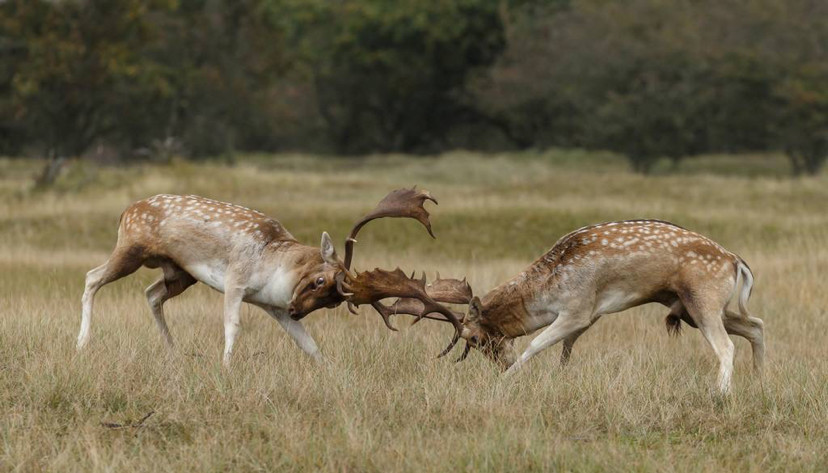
505, 314, 591, 376
264, 307, 323, 363
682, 296, 734, 394
221, 285, 245, 367
698, 318, 734, 395
78, 247, 143, 350
723, 309, 765, 375
145, 265, 197, 349
560, 324, 592, 367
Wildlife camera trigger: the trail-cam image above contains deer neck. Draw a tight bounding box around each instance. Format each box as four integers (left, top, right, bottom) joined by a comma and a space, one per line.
263, 240, 321, 274
479, 264, 559, 338
248, 240, 321, 305
479, 282, 533, 339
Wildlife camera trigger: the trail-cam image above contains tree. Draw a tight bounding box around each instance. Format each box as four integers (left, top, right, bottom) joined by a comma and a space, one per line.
2, 0, 173, 162
147, 0, 292, 157
774, 66, 828, 176
476, 0, 721, 172
477, 0, 828, 175
283, 0, 506, 154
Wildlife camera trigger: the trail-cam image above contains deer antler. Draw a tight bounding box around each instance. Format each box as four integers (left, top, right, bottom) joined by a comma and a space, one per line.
422, 275, 473, 304
369, 274, 473, 330
341, 269, 468, 335
343, 187, 437, 270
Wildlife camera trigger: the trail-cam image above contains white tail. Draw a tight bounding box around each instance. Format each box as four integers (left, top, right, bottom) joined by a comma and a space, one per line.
737, 259, 754, 317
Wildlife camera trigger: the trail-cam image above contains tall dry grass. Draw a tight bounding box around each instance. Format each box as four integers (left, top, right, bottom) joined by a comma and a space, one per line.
1, 152, 827, 472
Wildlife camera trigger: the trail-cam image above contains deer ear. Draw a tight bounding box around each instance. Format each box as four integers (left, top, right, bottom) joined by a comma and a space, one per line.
320, 232, 339, 265
468, 296, 483, 320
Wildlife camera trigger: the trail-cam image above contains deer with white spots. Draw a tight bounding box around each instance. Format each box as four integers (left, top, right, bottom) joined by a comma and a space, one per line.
78, 189, 465, 366
389, 220, 764, 395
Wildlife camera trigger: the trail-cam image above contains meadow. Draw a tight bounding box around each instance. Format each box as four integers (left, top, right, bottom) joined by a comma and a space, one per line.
1, 151, 827, 472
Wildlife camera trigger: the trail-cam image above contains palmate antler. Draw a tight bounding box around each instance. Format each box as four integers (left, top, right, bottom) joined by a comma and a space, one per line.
342, 187, 437, 270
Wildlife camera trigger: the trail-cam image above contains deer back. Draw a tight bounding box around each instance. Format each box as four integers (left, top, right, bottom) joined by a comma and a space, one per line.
481, 220, 742, 335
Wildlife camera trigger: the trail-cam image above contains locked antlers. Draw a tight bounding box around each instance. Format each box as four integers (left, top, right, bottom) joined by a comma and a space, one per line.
359, 272, 473, 331
339, 268, 464, 332
368, 273, 476, 362
332, 187, 473, 347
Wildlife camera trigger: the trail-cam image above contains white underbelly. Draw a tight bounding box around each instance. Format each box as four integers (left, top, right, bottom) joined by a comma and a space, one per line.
594, 289, 642, 315
185, 261, 227, 292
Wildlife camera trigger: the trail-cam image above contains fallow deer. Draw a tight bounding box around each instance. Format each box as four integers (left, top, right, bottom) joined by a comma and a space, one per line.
78, 188, 464, 365
381, 220, 764, 394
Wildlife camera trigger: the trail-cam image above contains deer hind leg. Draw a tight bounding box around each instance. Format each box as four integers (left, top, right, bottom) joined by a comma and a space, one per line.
78, 246, 144, 350
723, 309, 765, 375
505, 311, 592, 376
145, 263, 197, 349
560, 322, 594, 366
681, 294, 734, 394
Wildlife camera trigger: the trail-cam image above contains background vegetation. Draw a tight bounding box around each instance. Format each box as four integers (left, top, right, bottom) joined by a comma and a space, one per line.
2, 0, 827, 174
1, 153, 827, 471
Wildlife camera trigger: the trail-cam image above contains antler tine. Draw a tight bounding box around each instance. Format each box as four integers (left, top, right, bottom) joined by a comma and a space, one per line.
423, 277, 473, 306
371, 299, 456, 332
370, 302, 399, 332
455, 342, 471, 362
437, 331, 461, 358
343, 187, 438, 270
335, 272, 354, 297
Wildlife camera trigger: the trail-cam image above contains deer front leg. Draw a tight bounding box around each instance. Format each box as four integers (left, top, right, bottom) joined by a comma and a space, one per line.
222, 285, 246, 367
265, 307, 323, 363
505, 313, 591, 376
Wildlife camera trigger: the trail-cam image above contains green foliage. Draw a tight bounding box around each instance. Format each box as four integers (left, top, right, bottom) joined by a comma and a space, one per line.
150, 0, 292, 157
1, 0, 826, 175
775, 68, 828, 175
1, 0, 175, 157
282, 0, 505, 154
480, 0, 828, 174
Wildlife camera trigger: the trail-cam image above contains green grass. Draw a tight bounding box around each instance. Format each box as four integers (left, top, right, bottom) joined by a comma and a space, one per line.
1, 152, 827, 472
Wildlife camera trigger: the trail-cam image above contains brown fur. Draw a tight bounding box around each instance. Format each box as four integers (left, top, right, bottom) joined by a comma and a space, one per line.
453, 219, 764, 394
78, 194, 346, 364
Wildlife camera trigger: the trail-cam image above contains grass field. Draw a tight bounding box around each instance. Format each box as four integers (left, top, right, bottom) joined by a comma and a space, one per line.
1, 151, 827, 472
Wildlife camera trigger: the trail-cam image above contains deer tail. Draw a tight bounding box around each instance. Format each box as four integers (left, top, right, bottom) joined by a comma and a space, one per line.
735, 257, 754, 317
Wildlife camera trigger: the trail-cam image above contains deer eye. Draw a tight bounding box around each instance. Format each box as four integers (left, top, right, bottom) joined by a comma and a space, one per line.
315, 276, 325, 288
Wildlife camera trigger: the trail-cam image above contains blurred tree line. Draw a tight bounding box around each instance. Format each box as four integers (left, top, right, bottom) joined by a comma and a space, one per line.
1, 0, 826, 175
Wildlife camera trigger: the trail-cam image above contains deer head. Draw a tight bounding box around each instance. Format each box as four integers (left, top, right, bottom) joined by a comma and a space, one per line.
368, 277, 518, 369
285, 231, 350, 318
449, 296, 517, 370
